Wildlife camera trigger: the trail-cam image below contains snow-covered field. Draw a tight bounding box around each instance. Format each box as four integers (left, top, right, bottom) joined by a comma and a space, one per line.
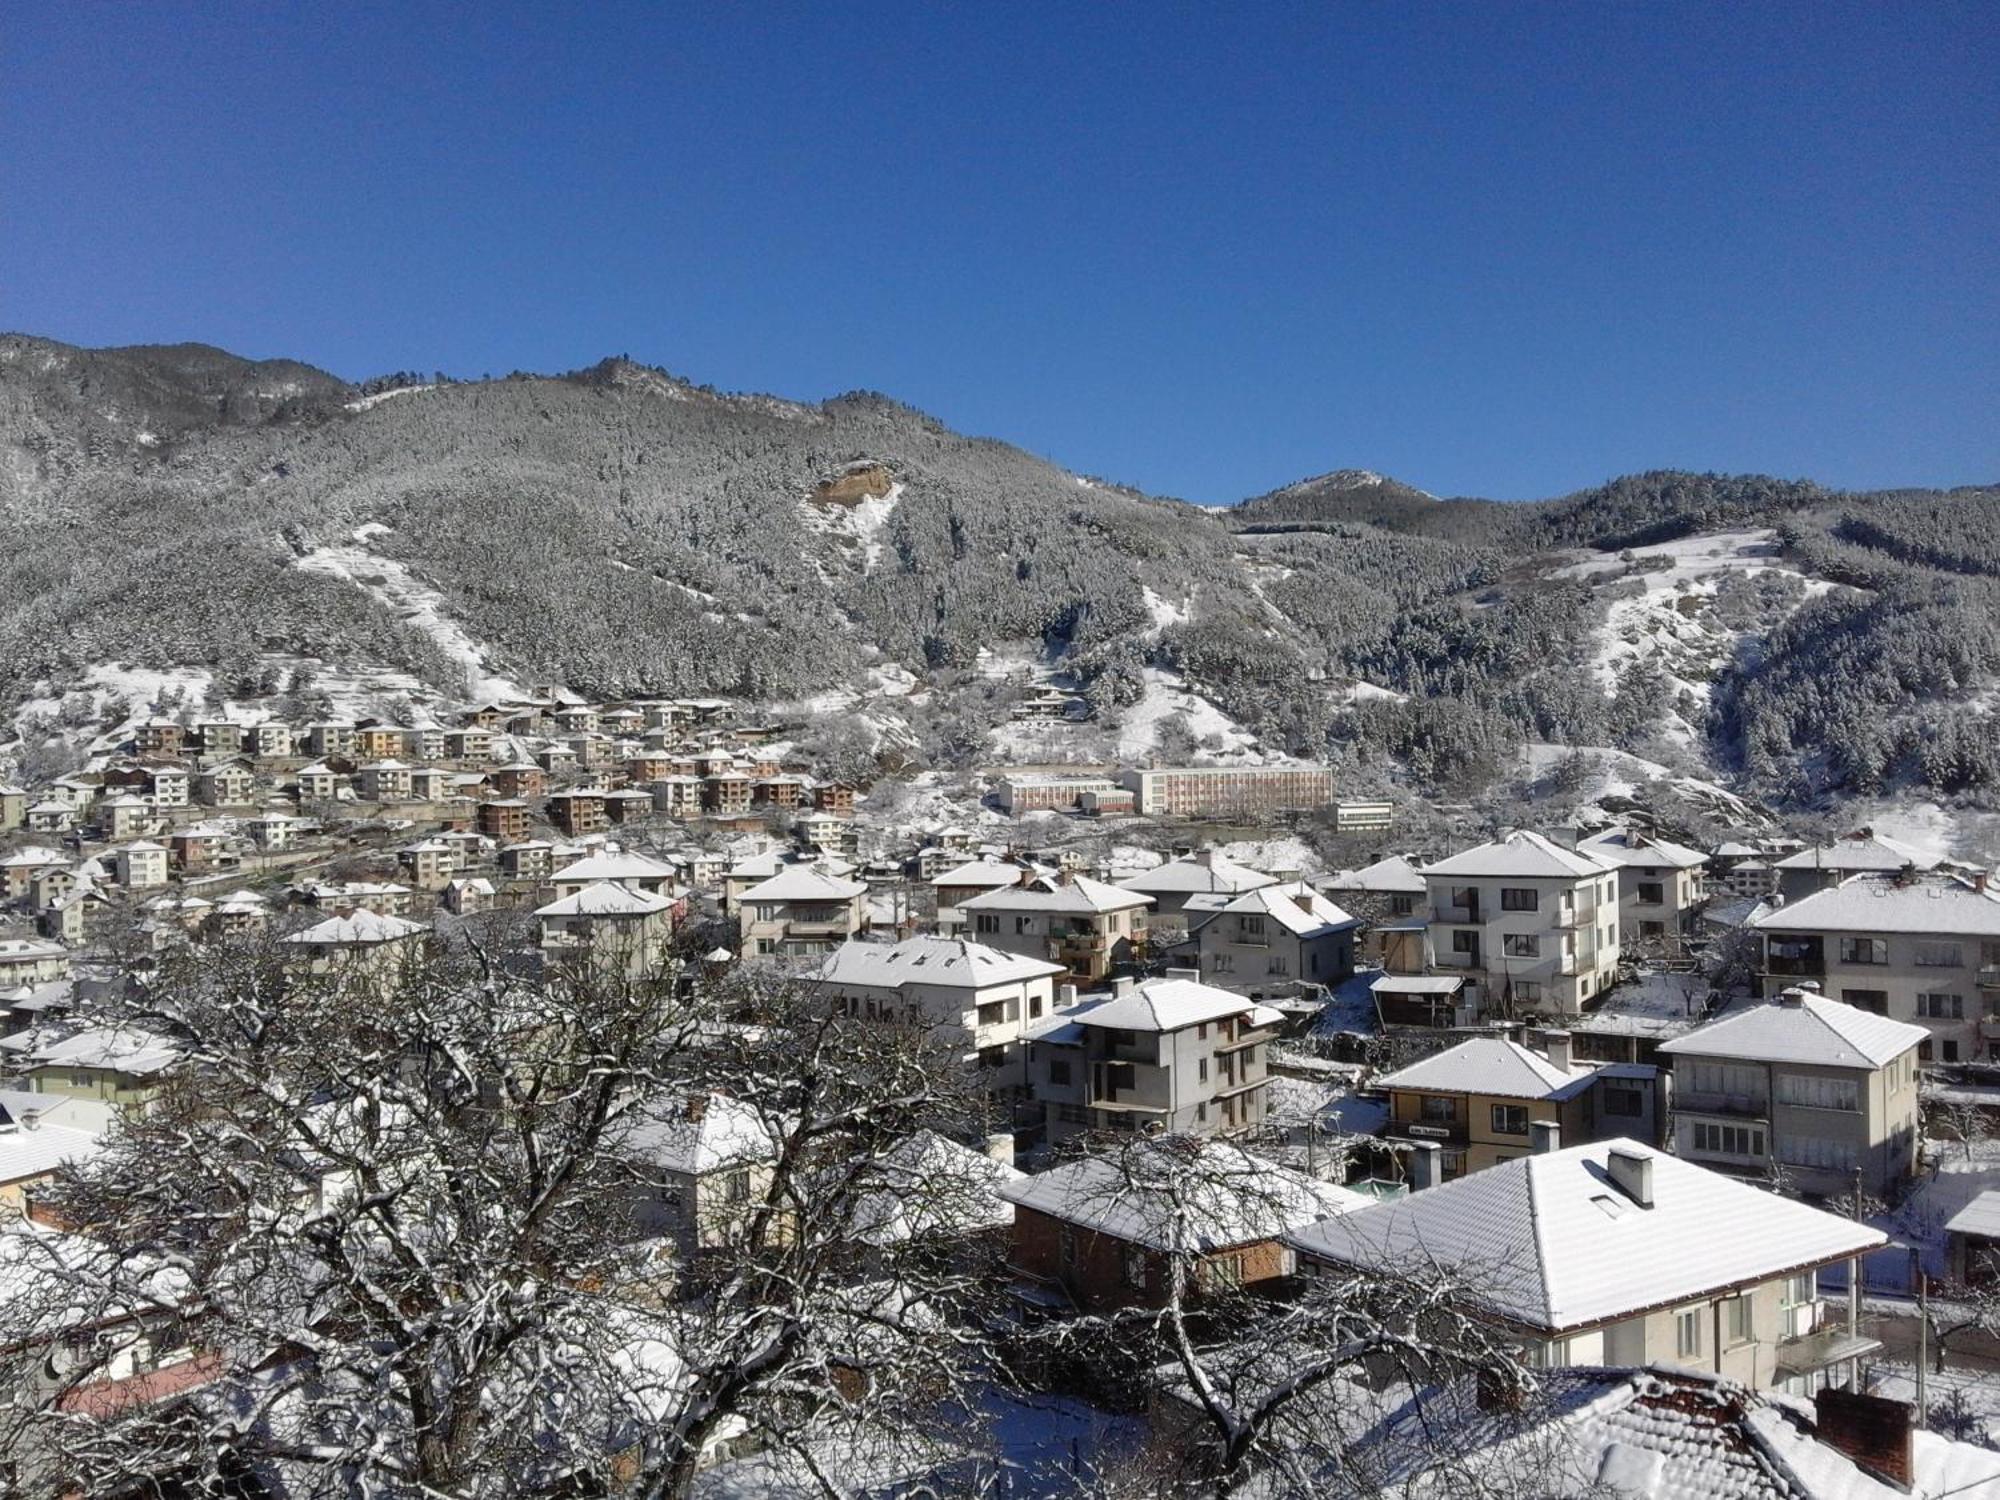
295, 526, 529, 701
1115, 666, 1262, 762
800, 480, 904, 572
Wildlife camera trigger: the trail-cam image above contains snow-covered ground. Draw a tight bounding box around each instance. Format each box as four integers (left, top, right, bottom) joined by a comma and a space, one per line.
800, 480, 904, 572
1517, 742, 1765, 827
342, 384, 435, 414
1115, 666, 1262, 762
294, 527, 529, 701
1141, 585, 1190, 634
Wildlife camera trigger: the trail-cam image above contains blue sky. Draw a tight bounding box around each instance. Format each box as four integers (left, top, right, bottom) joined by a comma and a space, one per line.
4, 3, 1994, 502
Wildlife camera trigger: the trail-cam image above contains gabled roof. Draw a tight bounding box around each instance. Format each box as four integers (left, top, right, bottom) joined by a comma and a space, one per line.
1375, 1037, 1577, 1100
1577, 828, 1708, 871
1945, 1189, 2000, 1242
930, 858, 1030, 890
1658, 993, 1926, 1069
1323, 854, 1428, 895
621, 1095, 778, 1177
738, 865, 868, 902
284, 910, 428, 946
815, 935, 1063, 990
1288, 1141, 1885, 1333
1117, 852, 1275, 898
961, 874, 1153, 915
534, 882, 672, 919
1, 1026, 182, 1077
1420, 831, 1619, 881
1772, 831, 1944, 872
1080, 976, 1265, 1033
999, 1141, 1365, 1252
1211, 881, 1359, 938
1750, 870, 2000, 936
551, 850, 678, 884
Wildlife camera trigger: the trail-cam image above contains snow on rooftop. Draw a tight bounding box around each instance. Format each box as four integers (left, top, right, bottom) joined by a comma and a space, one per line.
1658, 992, 1926, 1069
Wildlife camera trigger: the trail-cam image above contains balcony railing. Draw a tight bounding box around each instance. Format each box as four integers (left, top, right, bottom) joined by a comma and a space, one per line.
1978, 966, 2000, 990
1765, 955, 1826, 978
1676, 1091, 1770, 1121
1773, 1304, 1881, 1375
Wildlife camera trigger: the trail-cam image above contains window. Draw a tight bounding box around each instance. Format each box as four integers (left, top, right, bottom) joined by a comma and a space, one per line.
1048, 1058, 1071, 1086
1777, 1074, 1859, 1111
974, 914, 998, 935
1449, 886, 1479, 913
1500, 888, 1538, 912
978, 1046, 1007, 1070
1420, 1095, 1457, 1122
1841, 989, 1889, 1015
724, 1170, 750, 1204
1692, 1122, 1765, 1157
1637, 882, 1664, 906
1390, 894, 1416, 917
1918, 992, 1965, 1020
1838, 937, 1889, 966
1451, 930, 1478, 954
1778, 1135, 1857, 1172
1675, 1308, 1704, 1360
1124, 1246, 1147, 1290
1015, 916, 1033, 936
1724, 1295, 1753, 1345
1198, 1057, 1208, 1083
1515, 981, 1542, 1003
1029, 994, 1043, 1019
1201, 1254, 1246, 1292
1941, 1039, 1961, 1063
1602, 1086, 1643, 1117
1491, 1104, 1529, 1135
1241, 915, 1266, 937
1914, 941, 1964, 969
1502, 934, 1541, 959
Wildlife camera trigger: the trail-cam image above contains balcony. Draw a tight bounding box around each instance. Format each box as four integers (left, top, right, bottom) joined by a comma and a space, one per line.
784, 916, 856, 938
1554, 903, 1598, 930
1674, 1090, 1769, 1120
1765, 955, 1827, 979
1774, 1304, 1881, 1376
1979, 966, 2000, 991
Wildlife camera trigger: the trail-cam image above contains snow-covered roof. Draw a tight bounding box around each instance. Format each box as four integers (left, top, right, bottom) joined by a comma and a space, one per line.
621, 1095, 777, 1177
551, 850, 677, 884
284, 910, 428, 947
961, 874, 1152, 915
1578, 828, 1709, 871
930, 857, 1029, 890
738, 865, 868, 903
0, 847, 67, 868
1116, 851, 1275, 898
814, 935, 1063, 990
1, 1026, 182, 1077
1658, 993, 1926, 1069
1370, 974, 1463, 995
1288, 1140, 1886, 1333
1375, 1037, 1578, 1100
999, 1142, 1366, 1253
1420, 831, 1619, 881
1751, 870, 2000, 936
1323, 854, 1428, 895
844, 1132, 1022, 1246
534, 882, 672, 919
1945, 1189, 2000, 1242
1080, 976, 1263, 1033
0, 1119, 103, 1186
1772, 831, 1944, 873
1210, 881, 1359, 937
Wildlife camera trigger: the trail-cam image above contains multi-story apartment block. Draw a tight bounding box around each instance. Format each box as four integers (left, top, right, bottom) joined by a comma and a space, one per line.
356, 759, 414, 802
133, 720, 184, 757
195, 720, 244, 757
1576, 828, 1708, 945
1116, 851, 1274, 947
1750, 870, 2000, 1063
547, 789, 610, 838
1375, 1032, 1664, 1180
1025, 972, 1282, 1142
534, 883, 675, 976
995, 774, 1119, 815
246, 721, 294, 759
477, 798, 532, 843
1192, 881, 1360, 999
961, 875, 1152, 984
1118, 764, 1334, 819
736, 864, 869, 958
1414, 831, 1623, 1019
815, 935, 1066, 1089
1659, 987, 1925, 1199
1289, 1140, 1886, 1396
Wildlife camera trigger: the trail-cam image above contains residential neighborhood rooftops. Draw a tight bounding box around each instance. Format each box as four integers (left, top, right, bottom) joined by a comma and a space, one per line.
1322, 854, 1428, 895
1287, 1140, 1886, 1334
534, 883, 673, 918
551, 850, 678, 884
738, 865, 868, 903
1209, 881, 1359, 938
1419, 830, 1619, 881
1657, 991, 1927, 1069
1772, 831, 1945, 873
1080, 975, 1278, 1033
0, 1025, 183, 1078
1578, 828, 1709, 870
961, 874, 1152, 915
284, 910, 429, 947
1116, 851, 1274, 898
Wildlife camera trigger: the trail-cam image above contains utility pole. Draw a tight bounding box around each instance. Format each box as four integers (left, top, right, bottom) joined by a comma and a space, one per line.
1915, 1245, 1929, 1426
1848, 1165, 1864, 1390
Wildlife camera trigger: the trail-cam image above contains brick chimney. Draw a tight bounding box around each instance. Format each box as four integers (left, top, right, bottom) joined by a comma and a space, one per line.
1814, 1388, 1913, 1488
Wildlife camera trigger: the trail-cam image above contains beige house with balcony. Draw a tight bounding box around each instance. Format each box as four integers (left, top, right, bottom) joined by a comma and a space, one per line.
1771, 830, 1946, 903
737, 864, 868, 958
962, 875, 1152, 984
1413, 831, 1623, 1019
814, 935, 1065, 1090
1289, 1140, 1887, 1397
1749, 870, 2000, 1064
1577, 828, 1708, 946
534, 882, 675, 976
1191, 881, 1359, 1000
1659, 987, 1926, 1199
1025, 972, 1282, 1142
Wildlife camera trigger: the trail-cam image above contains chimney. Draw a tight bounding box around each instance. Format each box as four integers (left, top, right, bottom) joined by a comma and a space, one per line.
1111, 975, 1137, 998
1605, 1146, 1654, 1208
1293, 887, 1316, 914
982, 1131, 1015, 1167
1164, 966, 1200, 982
684, 1095, 708, 1123
1407, 1140, 1442, 1192
1530, 1120, 1560, 1155
1779, 986, 1809, 1007
1813, 1388, 1913, 1489
1056, 983, 1079, 1009
1977, 870, 1990, 895
1543, 1029, 1573, 1073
